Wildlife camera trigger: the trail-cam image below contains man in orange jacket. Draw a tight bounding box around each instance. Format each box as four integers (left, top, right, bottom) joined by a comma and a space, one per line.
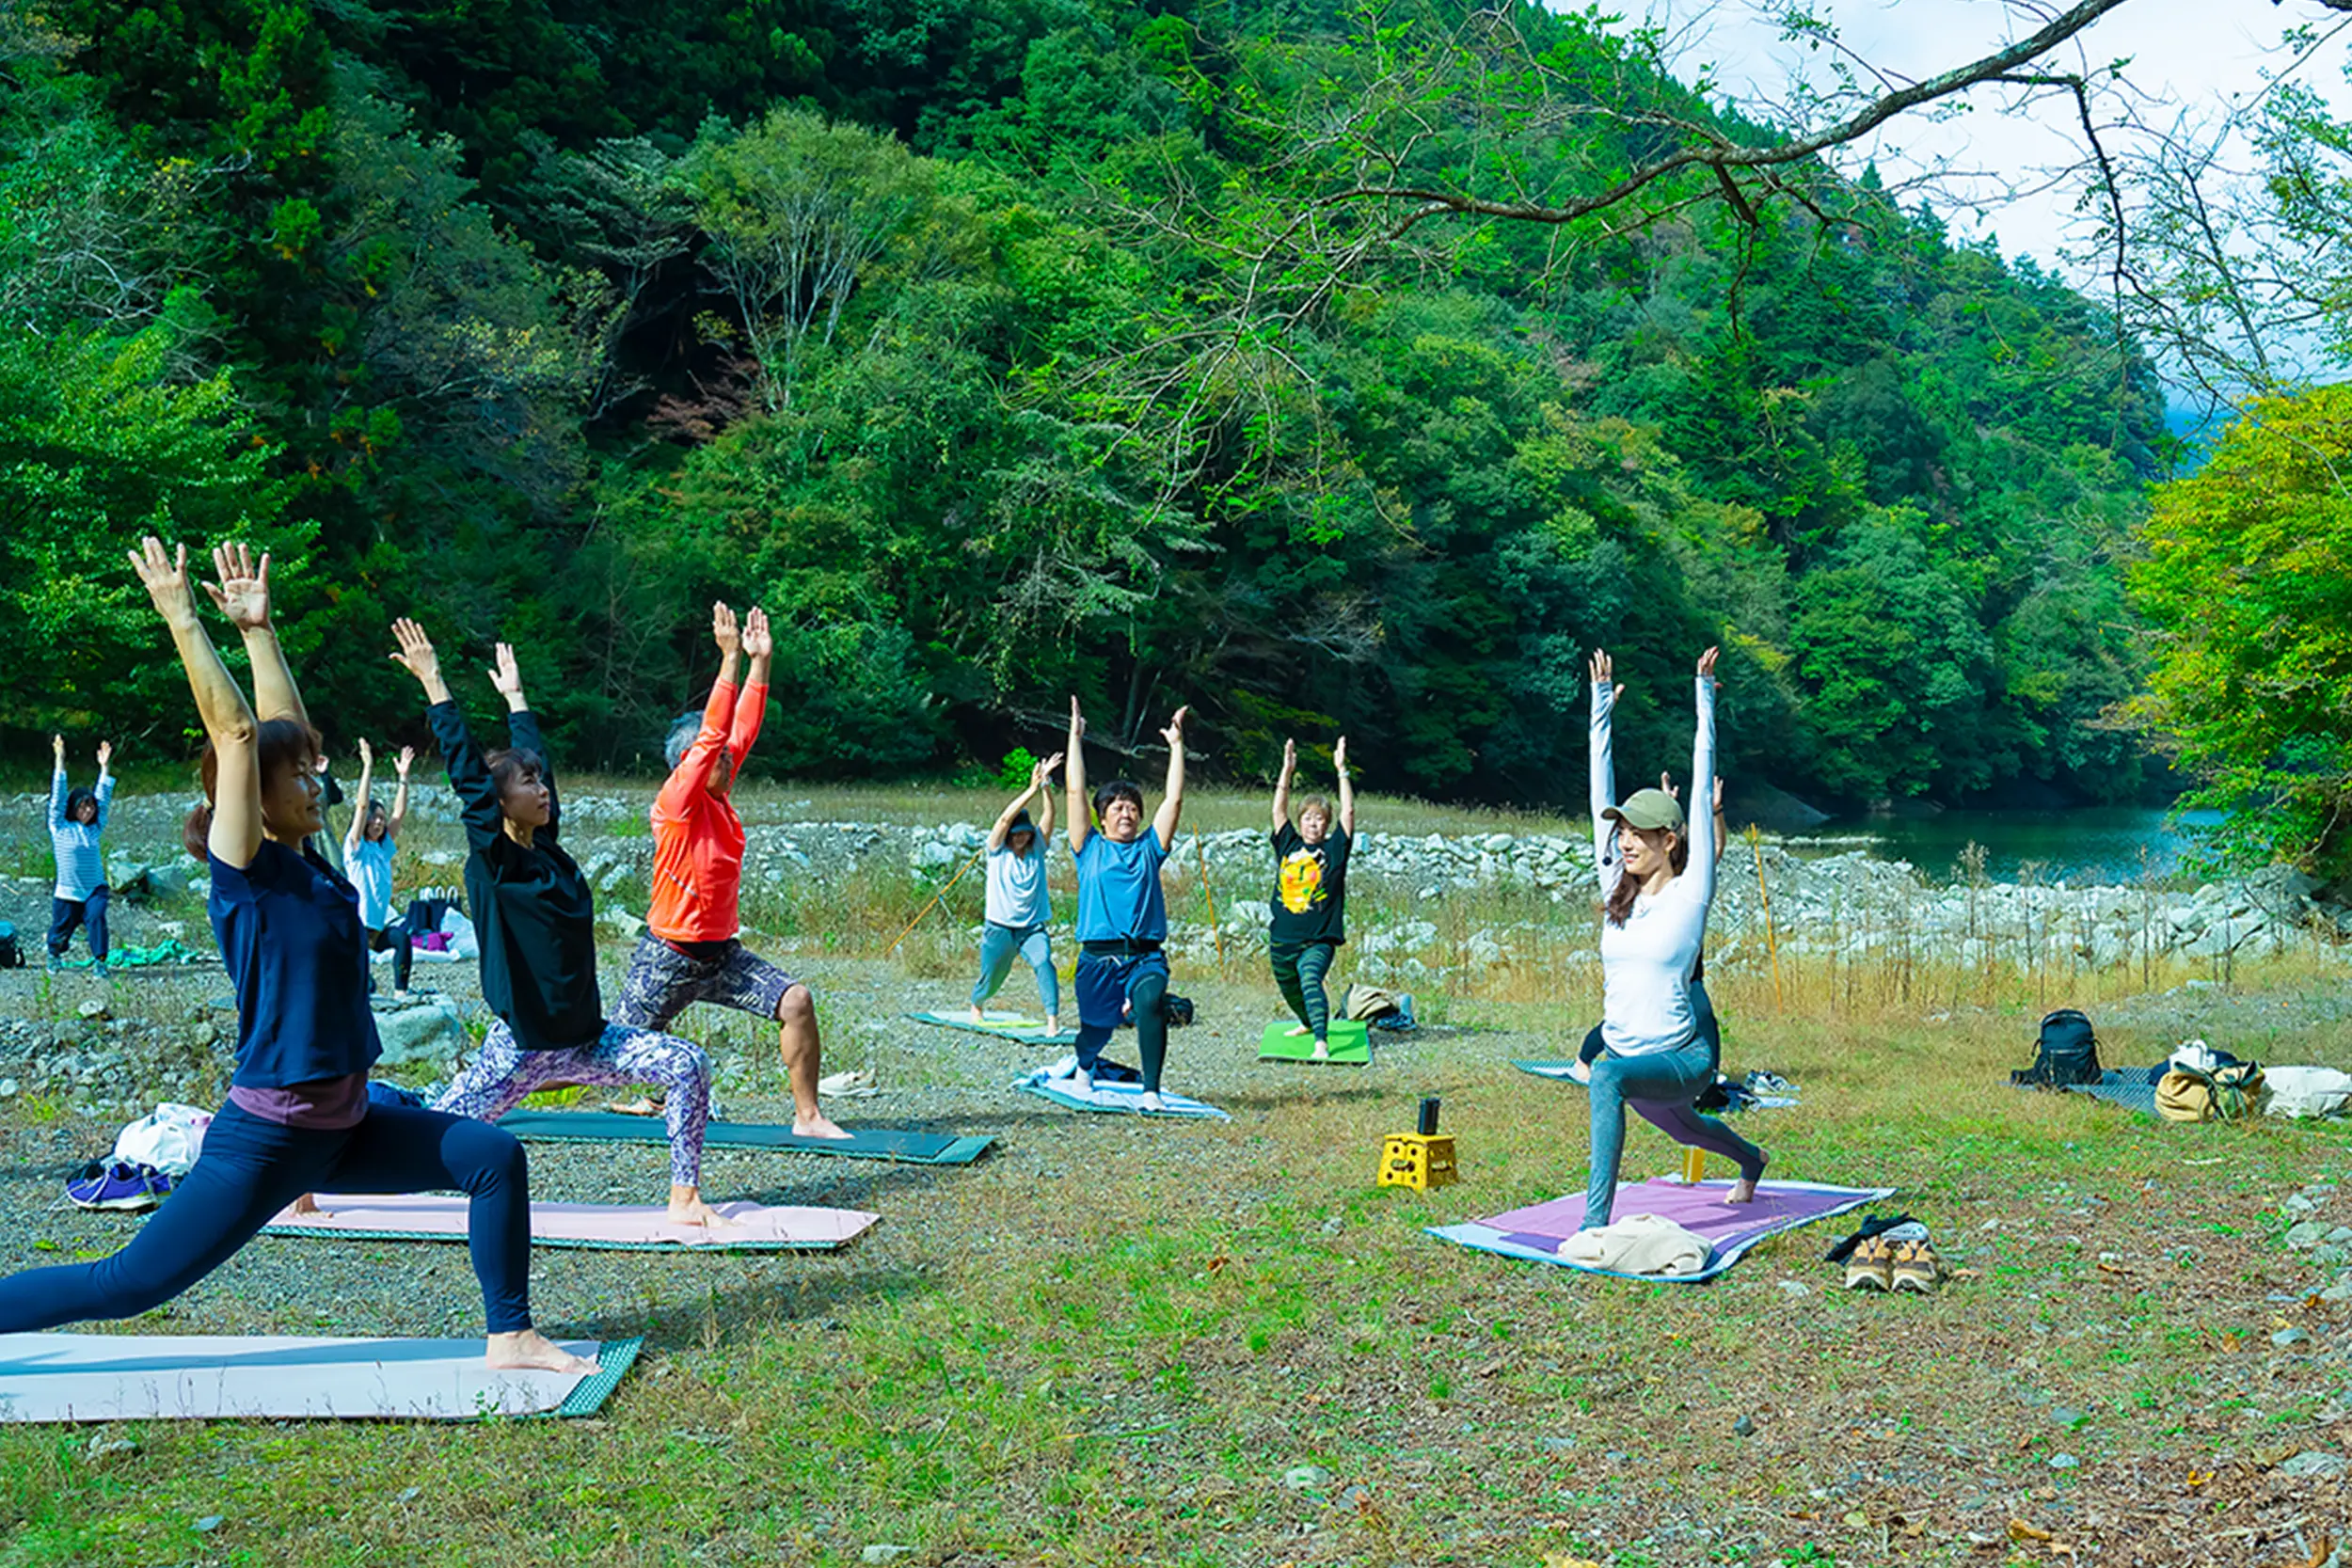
611, 602, 847, 1140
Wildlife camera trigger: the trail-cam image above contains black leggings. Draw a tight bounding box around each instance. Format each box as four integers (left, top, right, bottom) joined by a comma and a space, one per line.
0, 1099, 535, 1335
367, 919, 414, 993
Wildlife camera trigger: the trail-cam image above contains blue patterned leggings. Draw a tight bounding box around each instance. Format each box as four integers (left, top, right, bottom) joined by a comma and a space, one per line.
434, 1020, 712, 1188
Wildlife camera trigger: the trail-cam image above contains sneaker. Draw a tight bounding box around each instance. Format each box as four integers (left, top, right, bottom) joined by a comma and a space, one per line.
1843, 1235, 1894, 1291
1890, 1240, 1942, 1293
66, 1161, 167, 1212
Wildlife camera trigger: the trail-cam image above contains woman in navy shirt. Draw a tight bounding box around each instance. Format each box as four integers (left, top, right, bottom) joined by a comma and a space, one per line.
0, 539, 588, 1375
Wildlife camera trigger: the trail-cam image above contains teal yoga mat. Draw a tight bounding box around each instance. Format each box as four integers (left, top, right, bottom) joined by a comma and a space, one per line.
908, 1010, 1076, 1047
1258, 1018, 1372, 1064
497, 1110, 994, 1165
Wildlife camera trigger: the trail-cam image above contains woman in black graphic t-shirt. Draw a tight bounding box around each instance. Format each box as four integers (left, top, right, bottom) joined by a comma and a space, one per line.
1268, 736, 1355, 1060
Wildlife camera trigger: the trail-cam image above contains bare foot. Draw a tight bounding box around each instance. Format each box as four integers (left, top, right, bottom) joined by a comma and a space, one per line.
792, 1113, 851, 1140
1071, 1068, 1093, 1097
1565, 1060, 1592, 1085
485, 1329, 597, 1376
967, 1005, 986, 1024
1310, 1039, 1330, 1062
667, 1188, 732, 1227
1138, 1090, 1167, 1113
1726, 1162, 1767, 1204
1286, 1024, 1312, 1037
1044, 1015, 1061, 1036
604, 1096, 661, 1117
290, 1192, 326, 1216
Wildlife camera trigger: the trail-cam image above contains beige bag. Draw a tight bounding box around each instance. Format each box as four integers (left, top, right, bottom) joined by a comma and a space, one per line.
2156, 1063, 2265, 1123
1342, 984, 1401, 1022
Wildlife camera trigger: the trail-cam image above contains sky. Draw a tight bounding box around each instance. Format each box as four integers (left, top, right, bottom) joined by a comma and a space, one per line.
1617, 0, 2351, 277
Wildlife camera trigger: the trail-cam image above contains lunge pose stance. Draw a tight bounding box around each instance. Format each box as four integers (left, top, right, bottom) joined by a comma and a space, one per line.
609, 603, 845, 1141
1570, 770, 1724, 1085
1269, 736, 1355, 1061
1064, 697, 1189, 1111
343, 738, 418, 997
1579, 646, 1767, 1230
47, 733, 115, 973
390, 619, 730, 1225
966, 753, 1064, 1035
0, 541, 585, 1374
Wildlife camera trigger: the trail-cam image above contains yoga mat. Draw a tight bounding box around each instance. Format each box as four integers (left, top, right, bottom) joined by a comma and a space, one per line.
1430, 1179, 1892, 1283
1258, 1019, 1372, 1065
1514, 1059, 1587, 1082
1010, 1065, 1228, 1120
2039, 1070, 2161, 1116
262, 1195, 876, 1251
497, 1110, 993, 1165
908, 1010, 1076, 1047
0, 1333, 638, 1422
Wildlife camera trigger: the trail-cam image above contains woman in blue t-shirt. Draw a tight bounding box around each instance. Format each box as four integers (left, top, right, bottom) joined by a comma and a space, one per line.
342, 737, 417, 997
965, 752, 1065, 1036
0, 539, 588, 1376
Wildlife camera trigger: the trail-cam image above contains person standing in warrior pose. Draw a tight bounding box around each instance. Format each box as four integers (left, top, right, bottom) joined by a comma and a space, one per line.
389, 618, 731, 1225
608, 602, 848, 1141
965, 752, 1065, 1037
0, 539, 587, 1375
1063, 697, 1189, 1111
1579, 645, 1768, 1230
342, 738, 419, 998
1268, 736, 1355, 1061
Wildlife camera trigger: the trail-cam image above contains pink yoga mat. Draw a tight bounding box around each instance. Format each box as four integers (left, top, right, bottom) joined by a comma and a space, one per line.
1430, 1178, 1893, 1281
264, 1195, 877, 1250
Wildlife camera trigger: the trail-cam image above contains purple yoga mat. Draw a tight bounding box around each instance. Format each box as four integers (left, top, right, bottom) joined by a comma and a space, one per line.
1486, 1179, 1857, 1255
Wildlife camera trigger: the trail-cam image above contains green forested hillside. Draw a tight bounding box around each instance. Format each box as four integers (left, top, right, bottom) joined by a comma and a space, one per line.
0, 0, 2166, 808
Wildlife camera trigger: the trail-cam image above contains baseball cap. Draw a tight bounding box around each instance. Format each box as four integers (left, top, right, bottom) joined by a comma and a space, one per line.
1602, 788, 1685, 832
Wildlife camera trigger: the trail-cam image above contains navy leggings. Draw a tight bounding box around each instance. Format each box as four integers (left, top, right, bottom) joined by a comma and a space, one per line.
0, 1099, 535, 1335
1074, 950, 1170, 1093
48, 887, 109, 964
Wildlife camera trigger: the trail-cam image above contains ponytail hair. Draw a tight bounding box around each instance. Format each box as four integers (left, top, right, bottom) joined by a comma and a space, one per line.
182, 718, 322, 860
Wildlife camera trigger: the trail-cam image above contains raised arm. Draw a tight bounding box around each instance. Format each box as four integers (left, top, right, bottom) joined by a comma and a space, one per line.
91, 741, 114, 831
1335, 736, 1355, 837
132, 538, 263, 867
660, 605, 739, 812
729, 604, 770, 765
388, 746, 414, 840
48, 736, 66, 831
1152, 705, 1189, 852
1660, 772, 1727, 867
1064, 698, 1090, 854
206, 543, 307, 734
1272, 737, 1295, 832
490, 643, 560, 839
393, 618, 501, 850
1589, 649, 1623, 895
342, 739, 376, 857
1035, 752, 1059, 844
988, 757, 1051, 852
1689, 647, 1720, 904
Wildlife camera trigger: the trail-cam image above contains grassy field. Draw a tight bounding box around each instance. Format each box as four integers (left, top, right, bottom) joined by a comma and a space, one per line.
1, 783, 2347, 1566
4, 963, 2352, 1566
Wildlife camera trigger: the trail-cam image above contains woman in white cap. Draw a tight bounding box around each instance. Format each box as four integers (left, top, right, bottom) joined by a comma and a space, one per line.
1579, 645, 1766, 1230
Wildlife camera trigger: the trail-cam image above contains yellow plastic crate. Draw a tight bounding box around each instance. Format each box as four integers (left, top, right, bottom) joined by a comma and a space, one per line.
1377, 1132, 1457, 1191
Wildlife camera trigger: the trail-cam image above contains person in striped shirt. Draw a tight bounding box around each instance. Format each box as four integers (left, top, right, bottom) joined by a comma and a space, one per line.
48, 734, 116, 974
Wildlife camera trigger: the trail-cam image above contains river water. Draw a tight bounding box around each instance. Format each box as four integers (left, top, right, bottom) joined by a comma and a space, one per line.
1783, 806, 2228, 886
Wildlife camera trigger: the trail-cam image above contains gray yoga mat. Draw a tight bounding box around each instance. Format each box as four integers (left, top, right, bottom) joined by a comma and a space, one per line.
2015, 1070, 2161, 1116
0, 1333, 639, 1422
907, 1010, 1077, 1048
497, 1109, 993, 1164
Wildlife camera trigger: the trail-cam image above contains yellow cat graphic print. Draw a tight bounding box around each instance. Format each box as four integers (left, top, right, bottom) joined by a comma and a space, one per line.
1279, 848, 1326, 914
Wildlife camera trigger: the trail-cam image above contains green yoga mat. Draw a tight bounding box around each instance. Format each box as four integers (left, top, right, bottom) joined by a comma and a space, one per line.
907, 1010, 1076, 1047
497, 1110, 993, 1165
1258, 1018, 1372, 1064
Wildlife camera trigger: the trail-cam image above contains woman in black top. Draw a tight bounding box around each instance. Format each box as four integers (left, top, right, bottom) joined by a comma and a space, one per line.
1268, 736, 1356, 1061
389, 621, 726, 1227
0, 541, 585, 1374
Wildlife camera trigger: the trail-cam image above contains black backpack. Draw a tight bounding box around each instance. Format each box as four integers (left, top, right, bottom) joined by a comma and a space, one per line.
0, 921, 19, 970
2012, 1008, 2101, 1086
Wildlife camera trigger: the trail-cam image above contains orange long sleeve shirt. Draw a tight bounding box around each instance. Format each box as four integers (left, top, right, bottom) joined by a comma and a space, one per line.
647, 676, 766, 943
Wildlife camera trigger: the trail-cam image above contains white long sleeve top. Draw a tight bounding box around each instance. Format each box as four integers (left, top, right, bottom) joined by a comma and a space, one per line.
1589, 675, 1718, 1056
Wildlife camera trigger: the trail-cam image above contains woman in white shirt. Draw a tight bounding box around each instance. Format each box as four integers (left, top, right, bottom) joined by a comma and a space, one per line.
1581, 645, 1766, 1230
967, 753, 1065, 1035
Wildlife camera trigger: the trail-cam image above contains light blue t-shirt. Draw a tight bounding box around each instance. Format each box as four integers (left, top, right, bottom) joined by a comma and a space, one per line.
1073, 832, 1168, 942
347, 836, 397, 930
984, 841, 1050, 927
